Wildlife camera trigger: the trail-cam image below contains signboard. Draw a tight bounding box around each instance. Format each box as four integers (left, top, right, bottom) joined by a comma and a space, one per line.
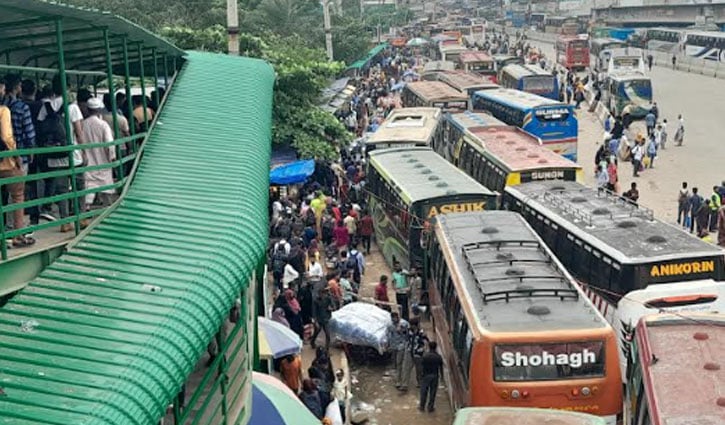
426, 201, 486, 218
494, 341, 605, 381
520, 169, 577, 183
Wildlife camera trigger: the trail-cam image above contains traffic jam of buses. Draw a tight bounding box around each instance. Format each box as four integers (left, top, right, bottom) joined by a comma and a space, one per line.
267, 3, 725, 425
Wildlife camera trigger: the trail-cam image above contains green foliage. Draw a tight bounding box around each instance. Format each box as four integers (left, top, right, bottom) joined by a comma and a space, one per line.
159, 25, 227, 51
240, 33, 350, 159
64, 0, 226, 31
69, 0, 362, 159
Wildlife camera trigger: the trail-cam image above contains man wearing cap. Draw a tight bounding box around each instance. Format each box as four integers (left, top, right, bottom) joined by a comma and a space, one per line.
81, 97, 116, 211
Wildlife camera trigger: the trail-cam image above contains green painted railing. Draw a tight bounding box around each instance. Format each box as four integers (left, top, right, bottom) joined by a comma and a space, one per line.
0, 134, 145, 259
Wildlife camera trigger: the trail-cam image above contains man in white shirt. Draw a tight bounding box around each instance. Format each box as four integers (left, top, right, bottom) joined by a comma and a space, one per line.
37, 76, 85, 232
81, 97, 116, 210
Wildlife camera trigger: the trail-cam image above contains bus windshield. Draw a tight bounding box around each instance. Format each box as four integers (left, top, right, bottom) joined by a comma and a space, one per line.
494, 341, 606, 381
570, 40, 588, 50
619, 79, 652, 102
469, 62, 494, 72
523, 76, 555, 94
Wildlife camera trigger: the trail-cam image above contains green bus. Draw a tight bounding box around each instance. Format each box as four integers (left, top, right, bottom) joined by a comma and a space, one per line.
367, 147, 497, 270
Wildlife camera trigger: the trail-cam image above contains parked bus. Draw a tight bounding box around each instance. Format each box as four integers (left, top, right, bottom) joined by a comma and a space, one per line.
644, 28, 684, 52
601, 71, 653, 118
529, 13, 547, 31
613, 280, 725, 381
454, 407, 607, 425
437, 70, 499, 96
544, 16, 566, 34
402, 81, 470, 111
422, 60, 457, 81
492, 54, 525, 83
437, 111, 507, 158
367, 147, 496, 270
458, 50, 496, 78
364, 107, 442, 154
503, 180, 725, 323
439, 42, 469, 62
683, 30, 725, 62
590, 38, 628, 59
439, 125, 583, 194
498, 64, 559, 100
556, 34, 590, 70
595, 47, 644, 73
427, 211, 622, 422
625, 313, 725, 425
472, 88, 578, 161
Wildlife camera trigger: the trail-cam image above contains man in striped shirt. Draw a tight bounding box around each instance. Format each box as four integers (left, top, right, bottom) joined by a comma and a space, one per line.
3, 74, 37, 234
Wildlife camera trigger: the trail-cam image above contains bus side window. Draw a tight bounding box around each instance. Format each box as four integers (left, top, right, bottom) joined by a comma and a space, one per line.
571, 238, 587, 277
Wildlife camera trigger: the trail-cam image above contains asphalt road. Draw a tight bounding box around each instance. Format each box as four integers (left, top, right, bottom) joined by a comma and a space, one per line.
528, 37, 725, 224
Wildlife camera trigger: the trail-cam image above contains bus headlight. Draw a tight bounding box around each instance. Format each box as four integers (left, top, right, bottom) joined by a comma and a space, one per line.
581, 387, 591, 396
511, 389, 521, 399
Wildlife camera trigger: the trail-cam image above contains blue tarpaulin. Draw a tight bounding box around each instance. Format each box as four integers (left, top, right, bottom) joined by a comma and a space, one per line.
269, 159, 315, 185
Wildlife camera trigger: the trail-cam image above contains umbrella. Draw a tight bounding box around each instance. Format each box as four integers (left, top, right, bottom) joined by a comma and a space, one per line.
406, 37, 429, 47
250, 372, 321, 425
258, 316, 303, 359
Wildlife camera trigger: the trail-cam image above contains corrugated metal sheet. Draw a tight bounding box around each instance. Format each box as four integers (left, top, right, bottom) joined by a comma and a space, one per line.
0, 51, 275, 425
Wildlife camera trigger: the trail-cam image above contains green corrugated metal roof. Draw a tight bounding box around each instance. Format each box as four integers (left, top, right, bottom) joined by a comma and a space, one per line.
0, 0, 185, 74
345, 42, 388, 71
0, 51, 274, 424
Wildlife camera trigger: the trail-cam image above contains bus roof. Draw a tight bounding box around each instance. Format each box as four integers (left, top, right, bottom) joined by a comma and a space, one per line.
437, 70, 498, 91
368, 147, 494, 204
436, 211, 608, 333
607, 71, 650, 81
504, 181, 725, 263
454, 407, 607, 425
423, 60, 457, 74
617, 280, 725, 326
638, 313, 725, 425
467, 126, 581, 172
459, 50, 493, 63
406, 81, 469, 102
591, 37, 626, 45
440, 44, 469, 53
501, 64, 554, 80
367, 107, 442, 145
473, 88, 565, 111
445, 111, 508, 133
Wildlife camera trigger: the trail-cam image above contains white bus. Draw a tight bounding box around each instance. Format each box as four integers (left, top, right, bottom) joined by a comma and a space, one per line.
683, 30, 725, 62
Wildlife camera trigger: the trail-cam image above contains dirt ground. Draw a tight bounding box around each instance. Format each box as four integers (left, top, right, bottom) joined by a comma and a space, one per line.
301, 242, 453, 425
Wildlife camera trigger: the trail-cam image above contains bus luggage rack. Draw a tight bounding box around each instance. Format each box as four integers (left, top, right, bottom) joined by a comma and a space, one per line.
542, 190, 594, 226
480, 288, 580, 303
542, 187, 655, 224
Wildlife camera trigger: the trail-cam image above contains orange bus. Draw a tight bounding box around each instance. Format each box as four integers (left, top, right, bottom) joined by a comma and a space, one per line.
426, 211, 622, 424
625, 313, 725, 425
401, 81, 470, 111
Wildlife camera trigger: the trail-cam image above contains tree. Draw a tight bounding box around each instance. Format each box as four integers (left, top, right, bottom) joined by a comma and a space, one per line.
240, 33, 352, 159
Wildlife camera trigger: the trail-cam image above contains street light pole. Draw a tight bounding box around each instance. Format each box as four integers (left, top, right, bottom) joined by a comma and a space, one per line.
227, 0, 239, 55
322, 0, 334, 60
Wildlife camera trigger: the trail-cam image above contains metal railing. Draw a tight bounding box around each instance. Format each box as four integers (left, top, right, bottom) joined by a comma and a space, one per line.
0, 133, 144, 259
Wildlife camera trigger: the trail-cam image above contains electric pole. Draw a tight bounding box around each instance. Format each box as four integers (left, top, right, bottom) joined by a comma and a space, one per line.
227, 0, 239, 55
322, 0, 334, 60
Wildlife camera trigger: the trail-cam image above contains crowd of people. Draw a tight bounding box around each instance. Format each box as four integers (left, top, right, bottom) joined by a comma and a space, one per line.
676, 181, 725, 244
267, 42, 454, 421
1, 73, 161, 248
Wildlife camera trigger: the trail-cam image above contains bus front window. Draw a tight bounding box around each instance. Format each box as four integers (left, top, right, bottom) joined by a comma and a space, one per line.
493, 342, 606, 381
620, 80, 653, 104
523, 76, 556, 95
